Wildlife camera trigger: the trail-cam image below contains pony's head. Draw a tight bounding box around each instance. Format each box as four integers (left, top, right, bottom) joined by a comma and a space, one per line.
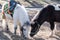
30, 21, 40, 37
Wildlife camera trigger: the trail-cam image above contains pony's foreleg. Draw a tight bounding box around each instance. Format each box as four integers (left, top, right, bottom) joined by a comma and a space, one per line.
13, 18, 17, 34
50, 21, 55, 36
14, 24, 17, 34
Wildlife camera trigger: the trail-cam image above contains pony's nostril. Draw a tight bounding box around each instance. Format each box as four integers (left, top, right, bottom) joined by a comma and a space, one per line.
30, 32, 35, 37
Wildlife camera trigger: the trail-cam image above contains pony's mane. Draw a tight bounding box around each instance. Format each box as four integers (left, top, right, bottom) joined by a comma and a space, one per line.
31, 10, 40, 22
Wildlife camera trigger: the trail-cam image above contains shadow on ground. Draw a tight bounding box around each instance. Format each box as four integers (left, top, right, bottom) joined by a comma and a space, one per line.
5, 31, 21, 40
0, 31, 10, 40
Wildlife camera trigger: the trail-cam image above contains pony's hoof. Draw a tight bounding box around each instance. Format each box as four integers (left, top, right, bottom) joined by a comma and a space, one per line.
14, 31, 16, 35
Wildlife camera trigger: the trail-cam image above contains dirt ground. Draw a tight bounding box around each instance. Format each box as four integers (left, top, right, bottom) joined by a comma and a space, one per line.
0, 0, 60, 40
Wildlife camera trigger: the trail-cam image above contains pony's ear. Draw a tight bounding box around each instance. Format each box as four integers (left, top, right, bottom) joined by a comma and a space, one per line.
47, 5, 55, 10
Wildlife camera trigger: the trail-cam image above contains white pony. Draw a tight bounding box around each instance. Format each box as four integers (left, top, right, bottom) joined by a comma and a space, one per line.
2, 1, 32, 39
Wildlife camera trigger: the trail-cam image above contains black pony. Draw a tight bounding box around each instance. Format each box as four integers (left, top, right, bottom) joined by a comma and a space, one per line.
30, 5, 60, 37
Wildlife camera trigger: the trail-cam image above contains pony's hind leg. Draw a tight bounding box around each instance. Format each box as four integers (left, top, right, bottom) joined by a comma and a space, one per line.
2, 19, 9, 32
6, 22, 9, 31
5, 19, 9, 32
